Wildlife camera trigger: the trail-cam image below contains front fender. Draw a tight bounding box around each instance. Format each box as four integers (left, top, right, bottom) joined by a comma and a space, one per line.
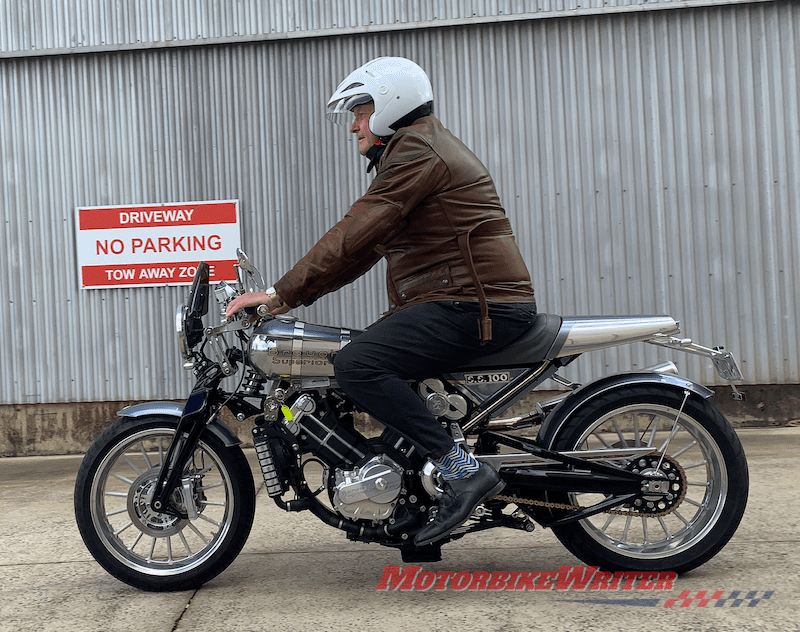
536, 372, 714, 450
117, 401, 242, 448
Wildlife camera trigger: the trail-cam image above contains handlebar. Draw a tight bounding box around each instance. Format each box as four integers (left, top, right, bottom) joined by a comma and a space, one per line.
243, 304, 272, 318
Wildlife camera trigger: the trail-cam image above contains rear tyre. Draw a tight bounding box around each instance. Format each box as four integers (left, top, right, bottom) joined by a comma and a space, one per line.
74, 415, 255, 591
547, 386, 748, 574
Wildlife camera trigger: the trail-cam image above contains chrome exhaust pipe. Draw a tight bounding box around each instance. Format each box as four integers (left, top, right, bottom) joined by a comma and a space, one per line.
644, 361, 679, 375
485, 410, 540, 431
485, 393, 568, 430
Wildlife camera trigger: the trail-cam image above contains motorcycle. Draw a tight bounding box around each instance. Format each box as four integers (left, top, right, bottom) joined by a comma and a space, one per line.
74, 250, 749, 591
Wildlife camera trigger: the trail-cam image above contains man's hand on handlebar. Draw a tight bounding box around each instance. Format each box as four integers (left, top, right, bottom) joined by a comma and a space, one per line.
225, 287, 291, 319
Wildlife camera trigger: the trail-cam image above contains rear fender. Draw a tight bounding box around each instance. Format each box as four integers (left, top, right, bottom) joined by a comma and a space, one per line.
117, 401, 242, 447
536, 373, 713, 450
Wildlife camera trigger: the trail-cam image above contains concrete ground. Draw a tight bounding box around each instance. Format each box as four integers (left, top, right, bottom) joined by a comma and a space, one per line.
0, 428, 797, 632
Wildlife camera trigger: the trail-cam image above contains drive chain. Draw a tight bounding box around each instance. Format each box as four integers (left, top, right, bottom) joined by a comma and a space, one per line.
494, 454, 688, 519
493, 494, 670, 517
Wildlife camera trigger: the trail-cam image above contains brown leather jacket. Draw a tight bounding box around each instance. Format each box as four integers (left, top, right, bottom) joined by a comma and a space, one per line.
274, 116, 534, 340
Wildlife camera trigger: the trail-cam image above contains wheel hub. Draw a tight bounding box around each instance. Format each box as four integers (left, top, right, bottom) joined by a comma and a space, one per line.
626, 454, 687, 515
127, 469, 188, 537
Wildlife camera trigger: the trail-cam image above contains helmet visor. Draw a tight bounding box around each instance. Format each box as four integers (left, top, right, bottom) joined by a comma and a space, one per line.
326, 92, 373, 128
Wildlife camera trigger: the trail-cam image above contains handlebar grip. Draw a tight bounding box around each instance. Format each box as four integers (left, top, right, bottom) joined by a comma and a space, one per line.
243, 304, 271, 317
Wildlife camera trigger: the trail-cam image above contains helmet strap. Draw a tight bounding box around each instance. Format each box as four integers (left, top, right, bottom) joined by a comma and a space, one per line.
365, 137, 391, 173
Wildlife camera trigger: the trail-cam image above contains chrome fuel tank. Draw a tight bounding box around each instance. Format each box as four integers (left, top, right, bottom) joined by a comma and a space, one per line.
248, 318, 356, 379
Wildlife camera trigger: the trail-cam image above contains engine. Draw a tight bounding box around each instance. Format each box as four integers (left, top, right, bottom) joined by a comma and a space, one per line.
332, 455, 404, 521
258, 390, 408, 522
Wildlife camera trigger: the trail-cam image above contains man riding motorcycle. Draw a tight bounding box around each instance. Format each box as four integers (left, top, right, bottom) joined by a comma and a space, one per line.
225, 56, 537, 546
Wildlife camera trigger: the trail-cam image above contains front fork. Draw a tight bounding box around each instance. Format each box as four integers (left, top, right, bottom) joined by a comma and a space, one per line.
150, 364, 226, 517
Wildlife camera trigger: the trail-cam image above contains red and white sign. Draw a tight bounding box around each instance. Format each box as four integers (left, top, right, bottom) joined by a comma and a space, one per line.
76, 200, 241, 288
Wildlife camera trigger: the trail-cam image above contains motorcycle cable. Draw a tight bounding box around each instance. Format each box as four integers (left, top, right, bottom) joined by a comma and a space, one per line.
216, 336, 249, 411
300, 456, 329, 498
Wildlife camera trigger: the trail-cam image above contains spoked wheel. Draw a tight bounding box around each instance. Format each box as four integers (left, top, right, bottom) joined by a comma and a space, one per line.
546, 386, 748, 574
75, 416, 255, 591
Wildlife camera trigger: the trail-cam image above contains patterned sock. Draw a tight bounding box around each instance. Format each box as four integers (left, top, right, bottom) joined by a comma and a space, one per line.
434, 444, 480, 481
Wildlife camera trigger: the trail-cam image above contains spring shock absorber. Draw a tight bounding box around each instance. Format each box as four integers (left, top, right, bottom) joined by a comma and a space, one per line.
252, 428, 285, 497
241, 368, 266, 397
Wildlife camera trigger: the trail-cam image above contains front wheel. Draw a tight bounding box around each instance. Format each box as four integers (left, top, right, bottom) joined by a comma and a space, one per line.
546, 386, 748, 574
74, 416, 256, 591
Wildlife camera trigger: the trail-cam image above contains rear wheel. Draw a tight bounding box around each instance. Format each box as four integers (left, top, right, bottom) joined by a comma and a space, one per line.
547, 386, 748, 574
74, 416, 255, 591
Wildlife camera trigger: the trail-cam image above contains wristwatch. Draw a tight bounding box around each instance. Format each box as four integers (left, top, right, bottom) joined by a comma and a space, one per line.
265, 286, 285, 307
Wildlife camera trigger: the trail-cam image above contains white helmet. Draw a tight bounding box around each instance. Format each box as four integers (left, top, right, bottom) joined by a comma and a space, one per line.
326, 57, 434, 137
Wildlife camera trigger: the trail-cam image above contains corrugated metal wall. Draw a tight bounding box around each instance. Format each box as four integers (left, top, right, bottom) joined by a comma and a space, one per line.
0, 0, 764, 56
1, 1, 798, 404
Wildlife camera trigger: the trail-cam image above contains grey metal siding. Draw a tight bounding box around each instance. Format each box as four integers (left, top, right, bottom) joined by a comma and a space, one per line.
1, 1, 798, 404
0, 0, 772, 56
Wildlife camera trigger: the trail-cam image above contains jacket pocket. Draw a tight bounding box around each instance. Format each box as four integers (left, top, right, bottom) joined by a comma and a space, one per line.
395, 262, 454, 304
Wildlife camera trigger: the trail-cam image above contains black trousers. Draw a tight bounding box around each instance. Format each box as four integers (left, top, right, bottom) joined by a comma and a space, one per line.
333, 300, 537, 458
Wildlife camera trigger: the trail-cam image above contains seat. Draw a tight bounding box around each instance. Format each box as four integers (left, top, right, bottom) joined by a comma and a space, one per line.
458, 313, 563, 369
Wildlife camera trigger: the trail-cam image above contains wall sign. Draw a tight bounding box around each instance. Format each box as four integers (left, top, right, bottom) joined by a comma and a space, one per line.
76, 200, 240, 288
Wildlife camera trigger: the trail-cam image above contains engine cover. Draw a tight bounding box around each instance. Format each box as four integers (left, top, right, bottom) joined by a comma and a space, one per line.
332, 455, 404, 521
418, 378, 468, 420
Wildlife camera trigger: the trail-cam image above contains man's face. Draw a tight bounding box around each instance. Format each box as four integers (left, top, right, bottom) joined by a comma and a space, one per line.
349, 102, 379, 156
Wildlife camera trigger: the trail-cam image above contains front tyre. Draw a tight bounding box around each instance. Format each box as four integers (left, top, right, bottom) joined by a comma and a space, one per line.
74, 416, 256, 591
547, 386, 748, 574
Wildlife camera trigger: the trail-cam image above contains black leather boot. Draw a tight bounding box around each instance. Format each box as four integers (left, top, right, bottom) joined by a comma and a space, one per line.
414, 463, 505, 547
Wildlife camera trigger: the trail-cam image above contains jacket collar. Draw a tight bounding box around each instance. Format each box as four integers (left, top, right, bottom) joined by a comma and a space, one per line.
369, 115, 437, 173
